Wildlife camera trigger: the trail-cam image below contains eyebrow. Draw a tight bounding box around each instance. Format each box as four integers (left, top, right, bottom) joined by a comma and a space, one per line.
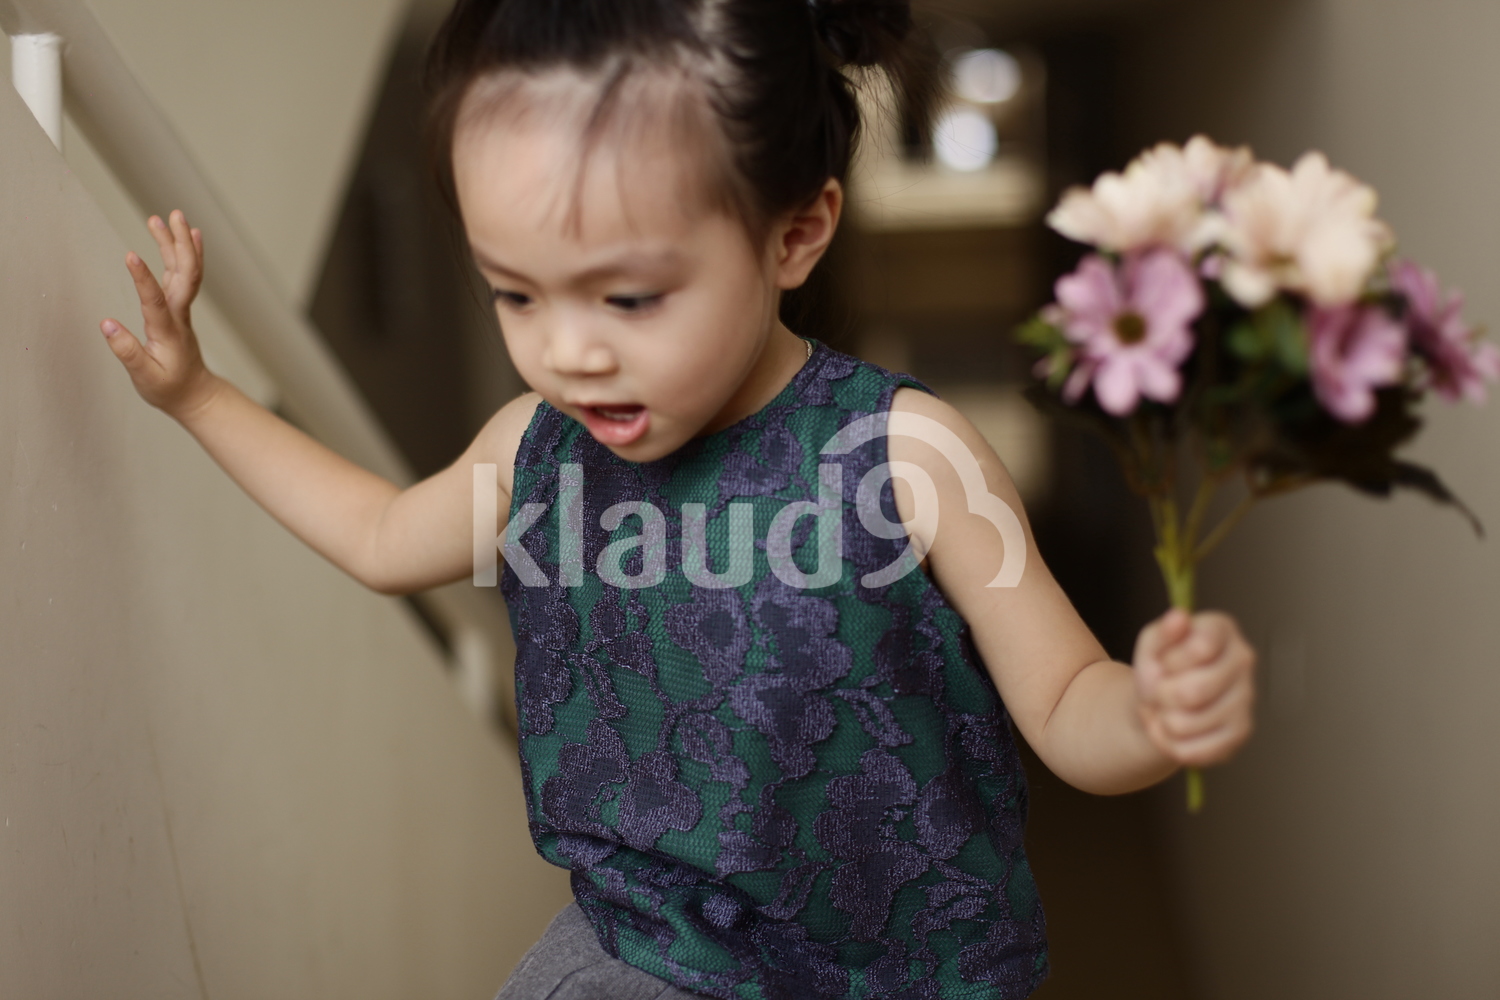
471, 248, 688, 286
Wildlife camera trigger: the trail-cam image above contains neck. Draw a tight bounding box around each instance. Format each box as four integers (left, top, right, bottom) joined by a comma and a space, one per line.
698, 321, 809, 437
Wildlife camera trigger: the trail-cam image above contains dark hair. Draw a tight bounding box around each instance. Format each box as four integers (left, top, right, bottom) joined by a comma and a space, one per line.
424, 0, 930, 237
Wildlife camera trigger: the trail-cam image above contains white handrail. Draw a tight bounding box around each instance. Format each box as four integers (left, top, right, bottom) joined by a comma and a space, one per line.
10, 32, 61, 148
1, 0, 515, 733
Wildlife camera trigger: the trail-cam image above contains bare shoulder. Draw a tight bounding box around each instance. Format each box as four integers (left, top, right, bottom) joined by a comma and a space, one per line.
887, 386, 1018, 494
889, 384, 974, 427
469, 391, 544, 496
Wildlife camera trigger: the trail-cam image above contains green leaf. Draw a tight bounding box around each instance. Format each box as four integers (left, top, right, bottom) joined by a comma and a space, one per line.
1201, 380, 1257, 406
1227, 320, 1267, 362
1389, 462, 1485, 537
1016, 315, 1077, 392
1224, 302, 1309, 375
1043, 347, 1075, 390
1267, 303, 1310, 376
1244, 386, 1481, 535
1016, 316, 1067, 351
1204, 436, 1237, 473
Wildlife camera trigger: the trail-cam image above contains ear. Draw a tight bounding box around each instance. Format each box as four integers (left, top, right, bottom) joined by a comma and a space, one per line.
770, 178, 844, 290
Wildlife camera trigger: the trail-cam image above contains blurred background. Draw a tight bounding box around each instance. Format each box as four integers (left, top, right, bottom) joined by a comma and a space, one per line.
4, 0, 1499, 997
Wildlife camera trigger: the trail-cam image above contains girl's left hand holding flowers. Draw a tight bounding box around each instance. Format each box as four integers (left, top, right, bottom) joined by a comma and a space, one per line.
1133, 608, 1258, 769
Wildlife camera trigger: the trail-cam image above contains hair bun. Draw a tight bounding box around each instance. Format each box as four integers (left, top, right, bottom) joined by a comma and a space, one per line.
810, 0, 912, 67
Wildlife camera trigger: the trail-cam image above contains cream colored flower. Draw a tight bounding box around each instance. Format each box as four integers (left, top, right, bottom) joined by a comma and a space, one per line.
1214, 152, 1395, 308
1180, 135, 1255, 203
1047, 136, 1250, 255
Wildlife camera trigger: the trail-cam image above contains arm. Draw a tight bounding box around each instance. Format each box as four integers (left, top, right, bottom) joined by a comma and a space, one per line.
887, 387, 1256, 795
100, 211, 537, 595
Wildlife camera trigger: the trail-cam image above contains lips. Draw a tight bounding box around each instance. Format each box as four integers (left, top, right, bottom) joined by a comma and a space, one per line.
577, 403, 650, 446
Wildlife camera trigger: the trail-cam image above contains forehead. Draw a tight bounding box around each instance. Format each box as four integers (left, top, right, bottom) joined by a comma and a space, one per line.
452, 67, 731, 250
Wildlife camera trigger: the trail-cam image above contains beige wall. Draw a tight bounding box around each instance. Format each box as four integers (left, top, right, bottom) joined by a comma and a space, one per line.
83, 0, 410, 304
1120, 2, 1500, 997
0, 65, 570, 1000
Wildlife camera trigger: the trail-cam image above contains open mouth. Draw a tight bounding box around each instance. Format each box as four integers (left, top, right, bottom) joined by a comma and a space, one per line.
578, 404, 650, 446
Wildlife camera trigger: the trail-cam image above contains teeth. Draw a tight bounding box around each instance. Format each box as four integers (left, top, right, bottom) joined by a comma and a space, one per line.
593, 406, 641, 423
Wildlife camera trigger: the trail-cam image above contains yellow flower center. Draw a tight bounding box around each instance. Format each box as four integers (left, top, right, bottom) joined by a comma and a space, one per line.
1114, 312, 1147, 345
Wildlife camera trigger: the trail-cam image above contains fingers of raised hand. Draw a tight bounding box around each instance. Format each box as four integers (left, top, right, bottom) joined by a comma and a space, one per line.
150, 211, 202, 316
169, 211, 201, 289
100, 318, 160, 384
126, 251, 174, 334
148, 214, 177, 275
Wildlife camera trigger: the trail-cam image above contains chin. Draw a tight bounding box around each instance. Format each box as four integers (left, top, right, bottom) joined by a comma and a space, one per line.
591, 425, 693, 464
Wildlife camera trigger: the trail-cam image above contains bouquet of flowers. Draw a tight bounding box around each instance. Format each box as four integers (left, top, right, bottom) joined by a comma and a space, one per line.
1016, 137, 1498, 810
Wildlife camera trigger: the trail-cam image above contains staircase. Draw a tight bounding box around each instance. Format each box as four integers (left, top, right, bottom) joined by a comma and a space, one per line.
0, 1, 572, 996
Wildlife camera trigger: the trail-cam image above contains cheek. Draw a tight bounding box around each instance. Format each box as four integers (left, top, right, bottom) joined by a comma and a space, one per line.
635, 336, 737, 404
658, 291, 767, 393
493, 314, 550, 387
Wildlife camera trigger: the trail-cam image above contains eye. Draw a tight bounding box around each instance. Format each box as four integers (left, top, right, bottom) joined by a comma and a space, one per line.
491, 288, 533, 310
605, 293, 664, 314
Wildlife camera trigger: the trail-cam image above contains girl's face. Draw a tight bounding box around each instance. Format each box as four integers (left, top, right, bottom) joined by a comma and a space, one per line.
453, 74, 827, 464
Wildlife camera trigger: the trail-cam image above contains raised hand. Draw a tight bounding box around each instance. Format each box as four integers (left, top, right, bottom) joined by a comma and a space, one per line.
101, 210, 219, 419
1133, 606, 1257, 768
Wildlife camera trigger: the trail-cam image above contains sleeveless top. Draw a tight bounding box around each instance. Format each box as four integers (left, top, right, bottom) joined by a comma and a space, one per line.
499, 341, 1048, 1000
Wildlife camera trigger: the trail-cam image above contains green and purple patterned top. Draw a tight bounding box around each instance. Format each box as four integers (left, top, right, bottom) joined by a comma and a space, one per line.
500, 341, 1048, 1000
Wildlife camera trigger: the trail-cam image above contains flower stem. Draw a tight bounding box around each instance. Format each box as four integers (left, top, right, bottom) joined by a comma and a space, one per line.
1193, 492, 1257, 562
1153, 494, 1197, 613
1151, 486, 1204, 813
1138, 439, 1267, 813
1185, 766, 1205, 814
1182, 475, 1220, 558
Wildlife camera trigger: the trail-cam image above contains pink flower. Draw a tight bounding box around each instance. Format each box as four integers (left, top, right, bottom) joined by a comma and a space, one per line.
1053, 250, 1203, 416
1388, 260, 1500, 404
1306, 305, 1408, 423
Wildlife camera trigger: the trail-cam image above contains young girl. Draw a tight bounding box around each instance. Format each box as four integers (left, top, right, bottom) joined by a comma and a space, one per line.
99, 0, 1257, 997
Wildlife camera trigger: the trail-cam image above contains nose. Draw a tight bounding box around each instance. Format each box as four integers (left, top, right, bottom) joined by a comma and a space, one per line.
542, 312, 617, 377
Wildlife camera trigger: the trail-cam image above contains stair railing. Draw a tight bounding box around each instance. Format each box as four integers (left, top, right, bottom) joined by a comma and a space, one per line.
2, 0, 516, 735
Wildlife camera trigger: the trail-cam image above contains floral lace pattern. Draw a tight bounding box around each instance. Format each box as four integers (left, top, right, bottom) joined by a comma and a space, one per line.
501, 343, 1048, 999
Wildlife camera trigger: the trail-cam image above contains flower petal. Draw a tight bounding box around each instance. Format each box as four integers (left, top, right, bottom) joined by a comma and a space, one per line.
1055, 256, 1125, 345
1062, 358, 1096, 404
1093, 357, 1141, 415
1221, 261, 1278, 308
1128, 250, 1205, 333
1134, 356, 1183, 404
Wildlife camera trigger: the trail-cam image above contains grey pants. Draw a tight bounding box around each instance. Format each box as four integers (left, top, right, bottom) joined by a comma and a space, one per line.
495, 903, 709, 1000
